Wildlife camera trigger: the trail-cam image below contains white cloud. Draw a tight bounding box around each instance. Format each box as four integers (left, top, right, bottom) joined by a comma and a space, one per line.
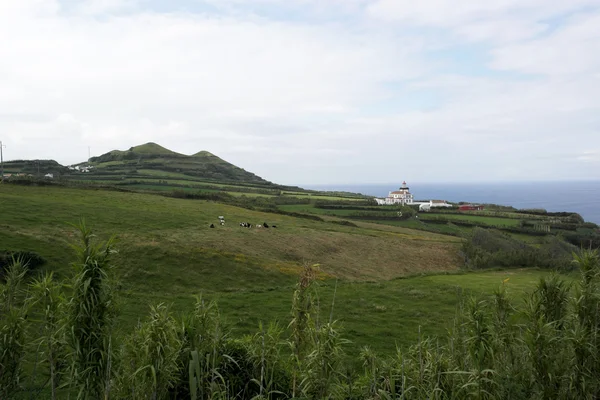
577, 150, 600, 163
367, 0, 600, 46
491, 12, 600, 75
367, 0, 598, 27
75, 0, 139, 15
0, 0, 599, 184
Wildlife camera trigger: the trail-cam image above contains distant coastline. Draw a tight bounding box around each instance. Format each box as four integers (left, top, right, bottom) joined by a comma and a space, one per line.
305, 180, 600, 224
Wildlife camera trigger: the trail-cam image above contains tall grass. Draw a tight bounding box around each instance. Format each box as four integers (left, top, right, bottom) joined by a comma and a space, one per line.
0, 257, 29, 397
66, 220, 117, 399
29, 272, 67, 399
1, 223, 600, 399
117, 303, 182, 399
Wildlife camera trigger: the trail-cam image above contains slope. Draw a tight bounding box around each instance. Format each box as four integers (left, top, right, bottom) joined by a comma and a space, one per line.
86, 142, 272, 185
3, 159, 69, 177
0, 183, 562, 354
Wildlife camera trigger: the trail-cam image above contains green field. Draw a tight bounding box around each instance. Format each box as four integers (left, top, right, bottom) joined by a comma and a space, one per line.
0, 183, 568, 355
278, 204, 364, 216
278, 205, 523, 227
205, 268, 566, 352
423, 212, 522, 227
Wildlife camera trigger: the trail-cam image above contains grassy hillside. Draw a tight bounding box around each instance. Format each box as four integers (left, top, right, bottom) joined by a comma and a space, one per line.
3, 183, 572, 356
85, 142, 273, 185
3, 159, 69, 177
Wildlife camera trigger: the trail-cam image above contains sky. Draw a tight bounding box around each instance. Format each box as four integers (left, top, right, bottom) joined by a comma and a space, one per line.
1, 0, 599, 185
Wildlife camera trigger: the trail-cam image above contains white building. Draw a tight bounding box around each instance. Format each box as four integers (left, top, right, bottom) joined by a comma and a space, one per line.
375, 181, 415, 205
419, 200, 453, 211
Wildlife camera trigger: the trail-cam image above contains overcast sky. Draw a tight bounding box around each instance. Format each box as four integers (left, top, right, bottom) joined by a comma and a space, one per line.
1, 0, 599, 184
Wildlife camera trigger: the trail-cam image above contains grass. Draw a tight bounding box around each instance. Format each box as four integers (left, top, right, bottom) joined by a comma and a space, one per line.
0, 183, 570, 355
122, 268, 570, 354
83, 142, 273, 185
423, 213, 522, 227
279, 204, 362, 216
279, 193, 368, 201
363, 218, 473, 236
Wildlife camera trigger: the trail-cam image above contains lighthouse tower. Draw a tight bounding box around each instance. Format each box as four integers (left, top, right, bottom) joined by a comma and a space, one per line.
384, 181, 414, 205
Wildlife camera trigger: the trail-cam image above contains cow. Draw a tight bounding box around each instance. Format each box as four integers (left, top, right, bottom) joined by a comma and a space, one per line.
210, 224, 215, 228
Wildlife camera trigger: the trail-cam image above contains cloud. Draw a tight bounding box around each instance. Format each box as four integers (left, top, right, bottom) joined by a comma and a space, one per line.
0, 0, 599, 183
75, 0, 139, 15
577, 150, 600, 163
490, 12, 600, 75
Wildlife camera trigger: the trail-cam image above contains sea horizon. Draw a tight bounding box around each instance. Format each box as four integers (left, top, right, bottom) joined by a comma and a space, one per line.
304, 180, 600, 224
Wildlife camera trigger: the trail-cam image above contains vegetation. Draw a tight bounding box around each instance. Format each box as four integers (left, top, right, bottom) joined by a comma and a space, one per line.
87, 143, 271, 185
1, 225, 599, 398
462, 228, 579, 270
2, 159, 69, 178
1, 160, 599, 399
0, 250, 46, 279
3, 143, 374, 215
281, 201, 599, 251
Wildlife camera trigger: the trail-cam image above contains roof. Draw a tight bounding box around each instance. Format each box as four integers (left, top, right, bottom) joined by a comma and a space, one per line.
390, 190, 411, 194
431, 200, 447, 204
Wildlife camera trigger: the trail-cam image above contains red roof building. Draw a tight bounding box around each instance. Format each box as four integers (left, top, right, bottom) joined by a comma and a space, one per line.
459, 204, 484, 211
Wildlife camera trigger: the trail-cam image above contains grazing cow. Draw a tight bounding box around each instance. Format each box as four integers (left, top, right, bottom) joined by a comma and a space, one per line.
210, 224, 215, 228
263, 222, 269, 228
220, 221, 225, 226
272, 225, 277, 228
256, 224, 262, 228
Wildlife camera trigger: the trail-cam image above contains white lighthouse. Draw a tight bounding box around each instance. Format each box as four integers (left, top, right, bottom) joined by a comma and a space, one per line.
374, 181, 415, 205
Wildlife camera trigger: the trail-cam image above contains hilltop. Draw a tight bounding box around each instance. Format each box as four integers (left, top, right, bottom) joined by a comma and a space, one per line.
86, 142, 272, 185
2, 159, 69, 177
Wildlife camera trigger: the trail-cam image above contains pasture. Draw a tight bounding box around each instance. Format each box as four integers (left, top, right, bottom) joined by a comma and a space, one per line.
422, 212, 522, 227
0, 183, 566, 355
202, 268, 568, 353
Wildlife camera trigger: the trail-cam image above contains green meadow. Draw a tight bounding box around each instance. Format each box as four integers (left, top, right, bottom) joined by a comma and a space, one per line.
0, 183, 568, 354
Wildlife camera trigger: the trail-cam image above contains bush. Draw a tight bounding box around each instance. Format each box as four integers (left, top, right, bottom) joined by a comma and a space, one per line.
462, 228, 577, 270
0, 250, 46, 280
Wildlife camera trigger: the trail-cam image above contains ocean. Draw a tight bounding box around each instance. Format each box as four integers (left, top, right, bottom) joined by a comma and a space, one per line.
305, 181, 600, 224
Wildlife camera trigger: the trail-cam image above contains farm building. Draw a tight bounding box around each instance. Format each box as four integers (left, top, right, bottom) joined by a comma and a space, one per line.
419, 200, 453, 211
374, 181, 414, 205
459, 204, 484, 211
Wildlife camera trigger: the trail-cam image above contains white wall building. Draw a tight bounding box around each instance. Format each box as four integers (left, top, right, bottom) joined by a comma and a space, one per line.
419, 200, 453, 211
375, 181, 414, 205
374, 183, 452, 209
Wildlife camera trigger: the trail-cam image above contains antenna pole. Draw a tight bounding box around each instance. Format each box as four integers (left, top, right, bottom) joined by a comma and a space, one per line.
0, 141, 5, 183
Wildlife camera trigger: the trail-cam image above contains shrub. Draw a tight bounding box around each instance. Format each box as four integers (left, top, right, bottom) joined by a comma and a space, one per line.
462, 228, 578, 270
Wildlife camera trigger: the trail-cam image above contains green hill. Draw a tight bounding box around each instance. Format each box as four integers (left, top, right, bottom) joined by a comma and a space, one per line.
86, 142, 273, 185
3, 159, 69, 177
105, 142, 182, 157
0, 183, 570, 356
